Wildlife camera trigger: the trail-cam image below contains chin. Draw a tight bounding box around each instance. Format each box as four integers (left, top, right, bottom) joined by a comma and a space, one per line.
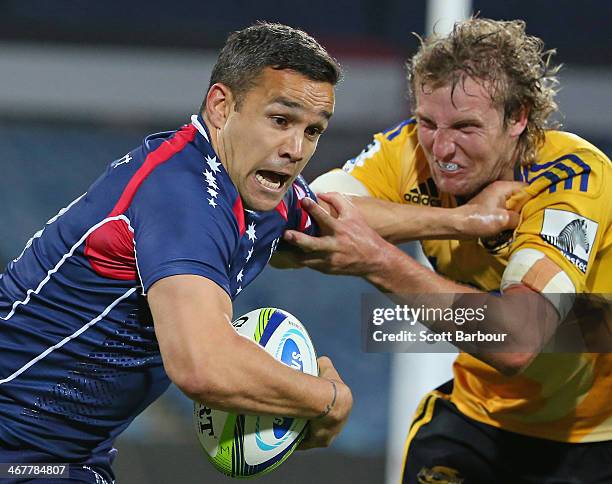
431, 172, 473, 197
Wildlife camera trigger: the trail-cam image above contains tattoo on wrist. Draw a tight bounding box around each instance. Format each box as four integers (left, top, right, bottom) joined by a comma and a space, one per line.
316, 379, 337, 419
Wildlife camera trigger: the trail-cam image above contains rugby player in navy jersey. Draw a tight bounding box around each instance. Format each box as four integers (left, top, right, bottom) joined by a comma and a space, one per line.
0, 23, 352, 483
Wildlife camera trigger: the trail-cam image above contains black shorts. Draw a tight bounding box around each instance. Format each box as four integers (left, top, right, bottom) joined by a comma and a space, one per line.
401, 381, 612, 484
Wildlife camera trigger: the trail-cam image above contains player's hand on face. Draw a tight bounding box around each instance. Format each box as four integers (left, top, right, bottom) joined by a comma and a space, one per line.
283, 192, 388, 276
298, 356, 353, 450
460, 181, 527, 238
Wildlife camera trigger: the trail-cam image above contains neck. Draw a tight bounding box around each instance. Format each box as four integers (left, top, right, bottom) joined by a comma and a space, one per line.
463, 149, 520, 202
501, 145, 522, 182
200, 112, 229, 173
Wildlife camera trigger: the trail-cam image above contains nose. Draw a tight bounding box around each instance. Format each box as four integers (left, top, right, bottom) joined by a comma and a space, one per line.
432, 128, 456, 161
279, 130, 304, 163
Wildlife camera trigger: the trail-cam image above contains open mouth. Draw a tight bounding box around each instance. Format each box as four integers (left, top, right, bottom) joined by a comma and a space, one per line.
255, 170, 291, 191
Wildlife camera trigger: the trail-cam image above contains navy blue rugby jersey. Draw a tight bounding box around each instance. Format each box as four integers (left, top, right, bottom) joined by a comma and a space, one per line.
0, 114, 316, 462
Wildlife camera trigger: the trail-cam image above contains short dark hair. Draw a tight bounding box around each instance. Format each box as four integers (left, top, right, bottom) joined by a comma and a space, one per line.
203, 22, 341, 110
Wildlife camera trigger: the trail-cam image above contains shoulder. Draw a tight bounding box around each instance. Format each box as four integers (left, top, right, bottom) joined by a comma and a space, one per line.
343, 118, 419, 173
520, 130, 611, 199
511, 132, 610, 285
129, 127, 240, 231
379, 118, 418, 142
374, 118, 419, 155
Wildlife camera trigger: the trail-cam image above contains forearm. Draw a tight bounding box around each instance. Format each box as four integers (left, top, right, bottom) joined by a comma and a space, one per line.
365, 243, 559, 372
188, 330, 344, 420
310, 171, 467, 242
150, 275, 348, 421
310, 172, 521, 243
347, 196, 468, 243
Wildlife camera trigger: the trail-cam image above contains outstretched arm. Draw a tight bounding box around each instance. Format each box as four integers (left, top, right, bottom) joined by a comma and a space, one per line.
270, 178, 524, 269
284, 193, 561, 375
311, 170, 524, 242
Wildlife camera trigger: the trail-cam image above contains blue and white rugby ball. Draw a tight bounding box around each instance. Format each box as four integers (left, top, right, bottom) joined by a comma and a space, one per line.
194, 307, 318, 478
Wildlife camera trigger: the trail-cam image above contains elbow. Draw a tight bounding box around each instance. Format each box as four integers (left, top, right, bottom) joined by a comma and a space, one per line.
166, 364, 205, 400
162, 332, 244, 405
170, 367, 230, 405
165, 355, 231, 405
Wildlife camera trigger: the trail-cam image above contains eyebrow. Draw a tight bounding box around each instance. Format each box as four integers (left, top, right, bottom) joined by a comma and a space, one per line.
414, 111, 432, 122
415, 111, 483, 127
271, 96, 333, 120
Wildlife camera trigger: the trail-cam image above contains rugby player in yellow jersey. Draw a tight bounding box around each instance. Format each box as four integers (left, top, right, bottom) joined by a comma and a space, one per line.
283, 18, 612, 483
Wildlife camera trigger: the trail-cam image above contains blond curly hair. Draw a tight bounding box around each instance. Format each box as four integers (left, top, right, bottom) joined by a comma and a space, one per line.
408, 18, 561, 166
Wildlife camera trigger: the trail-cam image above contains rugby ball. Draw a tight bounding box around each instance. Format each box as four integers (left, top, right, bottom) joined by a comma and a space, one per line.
194, 307, 318, 478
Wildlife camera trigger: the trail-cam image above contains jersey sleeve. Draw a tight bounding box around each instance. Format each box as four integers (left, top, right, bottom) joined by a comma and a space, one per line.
128, 156, 239, 296
340, 121, 410, 203
502, 149, 611, 315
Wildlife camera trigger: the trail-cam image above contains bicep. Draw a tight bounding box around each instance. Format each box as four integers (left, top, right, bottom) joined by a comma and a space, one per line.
130, 169, 237, 294
342, 134, 404, 203
500, 254, 567, 347
148, 274, 235, 385
502, 248, 576, 321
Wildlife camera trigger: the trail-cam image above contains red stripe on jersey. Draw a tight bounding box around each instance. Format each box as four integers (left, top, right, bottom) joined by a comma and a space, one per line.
87, 125, 197, 279
275, 200, 288, 221
291, 182, 310, 232
85, 218, 137, 280
233, 196, 246, 237
297, 200, 310, 232
109, 125, 197, 217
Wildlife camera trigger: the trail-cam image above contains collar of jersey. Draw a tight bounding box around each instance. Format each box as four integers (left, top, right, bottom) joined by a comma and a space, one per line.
191, 113, 211, 143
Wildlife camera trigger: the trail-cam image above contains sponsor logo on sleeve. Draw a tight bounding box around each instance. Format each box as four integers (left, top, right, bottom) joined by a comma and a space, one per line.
540, 209, 598, 273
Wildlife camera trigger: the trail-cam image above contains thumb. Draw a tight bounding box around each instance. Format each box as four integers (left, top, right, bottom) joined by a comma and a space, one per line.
317, 356, 340, 380
505, 210, 520, 230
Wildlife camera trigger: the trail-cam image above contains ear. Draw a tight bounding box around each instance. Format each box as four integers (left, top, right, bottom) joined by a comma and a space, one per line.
507, 106, 529, 138
204, 83, 236, 129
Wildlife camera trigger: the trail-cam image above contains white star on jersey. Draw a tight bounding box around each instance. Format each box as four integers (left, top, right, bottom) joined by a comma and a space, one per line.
235, 286, 243, 295
206, 155, 221, 173
203, 170, 218, 189
208, 198, 217, 208
237, 268, 244, 282
245, 247, 254, 262
206, 187, 218, 198
246, 222, 257, 242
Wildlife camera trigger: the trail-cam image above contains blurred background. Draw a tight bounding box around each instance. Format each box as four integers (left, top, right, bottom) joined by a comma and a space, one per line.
1, 1, 610, 482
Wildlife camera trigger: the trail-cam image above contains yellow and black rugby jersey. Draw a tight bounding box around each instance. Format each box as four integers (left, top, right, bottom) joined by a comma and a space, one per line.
341, 121, 612, 442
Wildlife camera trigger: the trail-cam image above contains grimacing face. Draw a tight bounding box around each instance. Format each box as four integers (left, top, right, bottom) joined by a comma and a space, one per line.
415, 76, 527, 198
211, 68, 334, 211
